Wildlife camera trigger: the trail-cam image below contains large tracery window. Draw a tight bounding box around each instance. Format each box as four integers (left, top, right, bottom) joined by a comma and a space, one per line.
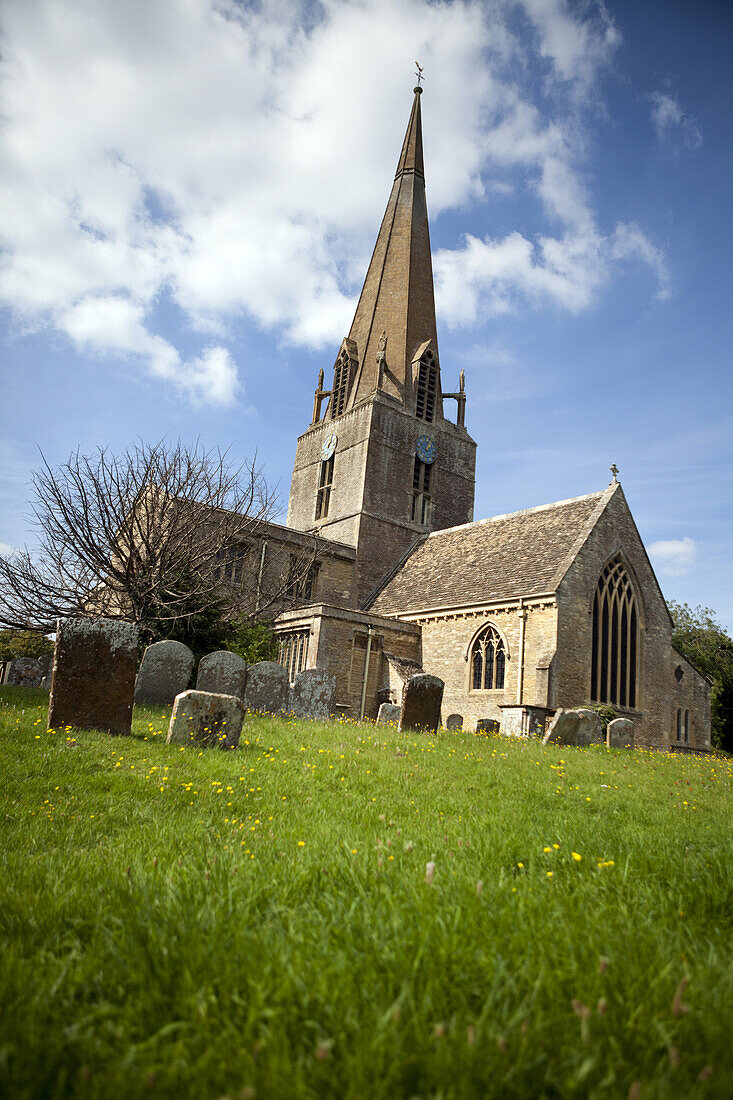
591, 555, 640, 709
470, 625, 506, 691
415, 349, 438, 422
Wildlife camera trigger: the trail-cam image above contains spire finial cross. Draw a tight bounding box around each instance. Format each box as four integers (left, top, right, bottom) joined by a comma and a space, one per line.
610, 462, 619, 483
414, 61, 424, 87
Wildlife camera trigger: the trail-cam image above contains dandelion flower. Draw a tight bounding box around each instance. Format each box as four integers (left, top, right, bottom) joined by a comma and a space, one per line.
572, 852, 582, 862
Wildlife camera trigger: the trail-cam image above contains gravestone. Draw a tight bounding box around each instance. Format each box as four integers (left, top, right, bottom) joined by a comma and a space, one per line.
607, 717, 634, 749
399, 673, 444, 734
289, 668, 336, 719
476, 718, 499, 735
7, 657, 44, 687
134, 640, 194, 706
377, 702, 401, 726
196, 651, 248, 700
542, 708, 604, 747
446, 713, 463, 731
48, 617, 139, 736
167, 690, 244, 750
242, 660, 289, 715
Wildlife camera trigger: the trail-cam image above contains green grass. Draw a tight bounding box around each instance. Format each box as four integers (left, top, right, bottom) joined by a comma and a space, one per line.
1, 685, 732, 1100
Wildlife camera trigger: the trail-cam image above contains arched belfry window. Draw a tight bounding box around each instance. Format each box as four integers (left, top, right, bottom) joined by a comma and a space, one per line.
330, 349, 352, 418
415, 348, 438, 423
470, 625, 506, 691
591, 555, 640, 709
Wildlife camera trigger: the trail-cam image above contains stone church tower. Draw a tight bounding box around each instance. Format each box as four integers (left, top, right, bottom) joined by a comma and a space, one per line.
287, 87, 476, 606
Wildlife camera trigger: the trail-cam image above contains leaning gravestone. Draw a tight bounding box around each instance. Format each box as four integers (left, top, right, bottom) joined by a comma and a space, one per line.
399, 673, 445, 734
446, 713, 463, 731
48, 617, 139, 736
476, 718, 499, 735
7, 657, 44, 687
542, 708, 604, 747
134, 640, 194, 706
242, 661, 289, 715
167, 690, 244, 750
289, 669, 336, 719
377, 702, 401, 726
196, 651, 248, 701
607, 717, 634, 749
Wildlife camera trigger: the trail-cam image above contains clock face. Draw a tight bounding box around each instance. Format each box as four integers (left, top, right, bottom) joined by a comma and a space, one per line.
415, 434, 437, 464
320, 433, 337, 461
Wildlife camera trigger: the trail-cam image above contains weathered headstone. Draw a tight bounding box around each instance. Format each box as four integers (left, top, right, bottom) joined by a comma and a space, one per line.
399, 673, 444, 734
48, 617, 139, 736
196, 650, 248, 700
607, 717, 634, 749
289, 668, 336, 719
542, 708, 604, 747
242, 660, 289, 715
377, 702, 401, 726
476, 718, 499, 735
7, 657, 44, 687
167, 690, 244, 749
446, 713, 463, 731
134, 640, 194, 706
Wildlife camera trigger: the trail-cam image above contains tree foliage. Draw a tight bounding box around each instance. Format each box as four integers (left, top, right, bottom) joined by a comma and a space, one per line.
0, 629, 54, 662
668, 601, 733, 750
0, 438, 320, 649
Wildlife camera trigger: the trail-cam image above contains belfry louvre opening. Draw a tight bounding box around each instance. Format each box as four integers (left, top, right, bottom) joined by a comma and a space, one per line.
591, 555, 639, 709
415, 352, 437, 422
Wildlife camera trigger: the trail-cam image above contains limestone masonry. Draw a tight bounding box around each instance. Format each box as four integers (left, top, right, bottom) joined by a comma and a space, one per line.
263, 87, 709, 748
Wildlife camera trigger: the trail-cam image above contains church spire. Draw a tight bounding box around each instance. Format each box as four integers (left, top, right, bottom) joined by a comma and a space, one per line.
343, 85, 439, 410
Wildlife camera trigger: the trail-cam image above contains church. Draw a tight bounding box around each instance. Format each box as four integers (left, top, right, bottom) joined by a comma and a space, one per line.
271, 85, 710, 751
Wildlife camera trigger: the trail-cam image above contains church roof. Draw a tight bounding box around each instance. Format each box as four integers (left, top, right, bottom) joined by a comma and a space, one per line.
368, 487, 614, 615
344, 87, 439, 409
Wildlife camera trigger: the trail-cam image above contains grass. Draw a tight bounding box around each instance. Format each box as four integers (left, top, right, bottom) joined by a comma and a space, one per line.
1, 685, 732, 1100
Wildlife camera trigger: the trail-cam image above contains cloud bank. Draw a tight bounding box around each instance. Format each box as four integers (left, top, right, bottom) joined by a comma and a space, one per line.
0, 0, 667, 405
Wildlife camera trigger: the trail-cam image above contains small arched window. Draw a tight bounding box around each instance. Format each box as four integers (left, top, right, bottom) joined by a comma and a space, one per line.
415, 349, 438, 422
684, 710, 690, 744
591, 555, 640, 709
676, 708, 682, 742
470, 625, 506, 691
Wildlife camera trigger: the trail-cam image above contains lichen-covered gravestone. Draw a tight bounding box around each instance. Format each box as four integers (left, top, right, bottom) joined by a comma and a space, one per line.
48, 617, 139, 736
134, 640, 194, 706
542, 708, 604, 747
196, 651, 248, 700
7, 657, 44, 687
377, 702, 401, 726
289, 669, 336, 719
399, 673, 445, 734
446, 713, 463, 731
607, 717, 634, 748
167, 690, 244, 749
242, 661, 289, 715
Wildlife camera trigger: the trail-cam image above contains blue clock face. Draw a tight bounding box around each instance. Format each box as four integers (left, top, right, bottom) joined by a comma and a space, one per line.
320, 433, 337, 461
415, 434, 437, 464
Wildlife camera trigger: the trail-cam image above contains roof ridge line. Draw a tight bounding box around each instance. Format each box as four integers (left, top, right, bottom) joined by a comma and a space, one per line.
547, 482, 619, 590
425, 488, 609, 538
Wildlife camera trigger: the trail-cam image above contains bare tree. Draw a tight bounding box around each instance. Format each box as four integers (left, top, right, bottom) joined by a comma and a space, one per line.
0, 438, 320, 639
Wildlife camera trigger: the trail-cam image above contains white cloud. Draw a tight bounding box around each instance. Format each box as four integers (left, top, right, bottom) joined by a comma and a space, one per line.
649, 92, 702, 150
649, 537, 697, 577
0, 0, 667, 401
0, 542, 16, 558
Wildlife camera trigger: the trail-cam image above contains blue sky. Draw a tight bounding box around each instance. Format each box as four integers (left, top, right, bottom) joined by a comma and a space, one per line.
1, 0, 731, 628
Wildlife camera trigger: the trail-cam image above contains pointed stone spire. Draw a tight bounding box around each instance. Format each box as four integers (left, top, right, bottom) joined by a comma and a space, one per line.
344, 86, 439, 410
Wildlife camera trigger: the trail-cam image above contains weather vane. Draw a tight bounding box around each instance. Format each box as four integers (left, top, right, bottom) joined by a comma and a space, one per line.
414, 61, 424, 87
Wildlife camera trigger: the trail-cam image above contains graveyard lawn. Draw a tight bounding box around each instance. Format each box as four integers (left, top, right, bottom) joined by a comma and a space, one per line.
1, 686, 732, 1100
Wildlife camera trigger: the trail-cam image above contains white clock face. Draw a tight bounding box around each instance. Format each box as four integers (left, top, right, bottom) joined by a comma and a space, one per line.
415, 434, 437, 464
320, 433, 337, 461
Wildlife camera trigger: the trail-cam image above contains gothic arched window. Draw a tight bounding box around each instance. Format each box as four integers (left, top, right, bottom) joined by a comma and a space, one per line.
470, 625, 506, 691
590, 555, 640, 709
330, 350, 351, 418
415, 348, 438, 423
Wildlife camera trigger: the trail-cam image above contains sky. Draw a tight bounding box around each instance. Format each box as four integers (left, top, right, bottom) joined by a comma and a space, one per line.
1, 0, 731, 629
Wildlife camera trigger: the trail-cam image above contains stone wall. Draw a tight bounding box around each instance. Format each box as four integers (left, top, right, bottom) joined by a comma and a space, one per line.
554, 487, 710, 749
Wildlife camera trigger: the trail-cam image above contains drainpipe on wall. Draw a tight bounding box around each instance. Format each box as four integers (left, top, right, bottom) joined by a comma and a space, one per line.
516, 599, 527, 705
359, 625, 374, 721
255, 539, 268, 611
